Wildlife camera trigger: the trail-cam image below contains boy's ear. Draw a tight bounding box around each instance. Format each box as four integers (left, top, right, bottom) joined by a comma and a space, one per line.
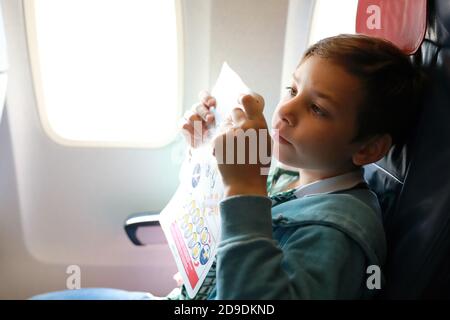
352, 134, 392, 166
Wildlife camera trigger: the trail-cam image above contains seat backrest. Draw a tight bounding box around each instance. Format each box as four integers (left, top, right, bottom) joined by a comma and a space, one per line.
361, 0, 450, 298
356, 0, 427, 54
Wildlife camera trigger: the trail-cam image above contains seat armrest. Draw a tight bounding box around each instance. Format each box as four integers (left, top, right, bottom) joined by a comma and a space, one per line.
124, 211, 163, 246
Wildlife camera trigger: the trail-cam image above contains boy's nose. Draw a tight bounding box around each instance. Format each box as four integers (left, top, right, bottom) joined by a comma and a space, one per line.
277, 102, 296, 127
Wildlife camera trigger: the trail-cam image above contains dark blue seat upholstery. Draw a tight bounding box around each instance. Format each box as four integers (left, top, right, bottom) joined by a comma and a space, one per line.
364, 0, 450, 299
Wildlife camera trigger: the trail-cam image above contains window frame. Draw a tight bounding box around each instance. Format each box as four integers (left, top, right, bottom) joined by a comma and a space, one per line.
23, 0, 184, 149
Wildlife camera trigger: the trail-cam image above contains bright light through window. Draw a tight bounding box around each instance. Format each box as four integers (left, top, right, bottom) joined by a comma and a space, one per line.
25, 0, 182, 147
309, 0, 358, 45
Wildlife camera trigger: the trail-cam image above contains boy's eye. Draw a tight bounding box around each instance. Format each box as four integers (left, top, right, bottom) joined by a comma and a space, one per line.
310, 104, 327, 117
285, 86, 297, 97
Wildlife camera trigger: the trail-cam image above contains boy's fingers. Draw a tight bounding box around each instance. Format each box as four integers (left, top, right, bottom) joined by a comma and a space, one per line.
184, 111, 206, 138
199, 91, 217, 108
195, 103, 215, 124
182, 121, 202, 138
231, 107, 247, 126
239, 92, 265, 120
184, 109, 203, 124
206, 97, 216, 107
182, 121, 209, 147
181, 122, 194, 136
181, 124, 195, 147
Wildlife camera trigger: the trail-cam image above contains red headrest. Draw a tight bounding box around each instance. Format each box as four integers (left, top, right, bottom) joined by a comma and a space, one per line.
356, 0, 427, 55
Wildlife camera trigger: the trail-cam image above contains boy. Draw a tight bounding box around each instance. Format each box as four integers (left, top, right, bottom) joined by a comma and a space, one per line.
31, 34, 421, 300
176, 33, 420, 299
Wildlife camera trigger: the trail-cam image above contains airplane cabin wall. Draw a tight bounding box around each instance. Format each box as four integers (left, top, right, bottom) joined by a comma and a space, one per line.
0, 0, 313, 299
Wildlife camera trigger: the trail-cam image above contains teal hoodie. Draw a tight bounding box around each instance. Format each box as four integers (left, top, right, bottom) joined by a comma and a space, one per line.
209, 187, 386, 299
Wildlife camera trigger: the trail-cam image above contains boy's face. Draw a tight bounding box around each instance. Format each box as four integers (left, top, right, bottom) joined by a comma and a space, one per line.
271, 56, 365, 171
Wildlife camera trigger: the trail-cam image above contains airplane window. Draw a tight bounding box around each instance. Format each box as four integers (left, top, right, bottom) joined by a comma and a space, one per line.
308, 0, 358, 45
24, 0, 182, 148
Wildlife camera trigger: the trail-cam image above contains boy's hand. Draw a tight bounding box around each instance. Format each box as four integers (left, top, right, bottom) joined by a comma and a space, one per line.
181, 91, 217, 148
213, 93, 272, 197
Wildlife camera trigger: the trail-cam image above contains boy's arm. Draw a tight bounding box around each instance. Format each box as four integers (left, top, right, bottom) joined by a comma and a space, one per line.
215, 195, 367, 299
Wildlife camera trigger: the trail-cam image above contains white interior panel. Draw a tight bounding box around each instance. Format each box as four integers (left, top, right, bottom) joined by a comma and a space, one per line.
0, 1, 7, 124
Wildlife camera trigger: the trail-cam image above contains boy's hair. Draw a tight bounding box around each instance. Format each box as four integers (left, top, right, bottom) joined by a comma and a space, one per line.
300, 34, 424, 147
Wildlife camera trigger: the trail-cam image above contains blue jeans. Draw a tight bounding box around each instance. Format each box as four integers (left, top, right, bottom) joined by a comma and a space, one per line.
30, 288, 167, 300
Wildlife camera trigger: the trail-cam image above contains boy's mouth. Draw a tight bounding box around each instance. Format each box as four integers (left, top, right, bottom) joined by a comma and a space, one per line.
272, 130, 291, 145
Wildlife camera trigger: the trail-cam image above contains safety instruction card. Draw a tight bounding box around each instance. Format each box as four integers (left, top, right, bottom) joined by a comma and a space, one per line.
159, 63, 250, 298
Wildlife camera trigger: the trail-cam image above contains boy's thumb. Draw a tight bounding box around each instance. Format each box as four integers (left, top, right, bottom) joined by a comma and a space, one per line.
239, 92, 265, 120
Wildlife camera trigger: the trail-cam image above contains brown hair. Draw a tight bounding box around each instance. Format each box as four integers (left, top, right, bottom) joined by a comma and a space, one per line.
300, 34, 423, 146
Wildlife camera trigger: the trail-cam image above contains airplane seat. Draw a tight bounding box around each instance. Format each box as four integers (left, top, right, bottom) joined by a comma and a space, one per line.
358, 0, 450, 298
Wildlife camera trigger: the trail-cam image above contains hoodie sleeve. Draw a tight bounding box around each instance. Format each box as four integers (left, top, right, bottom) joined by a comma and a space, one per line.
215, 195, 367, 299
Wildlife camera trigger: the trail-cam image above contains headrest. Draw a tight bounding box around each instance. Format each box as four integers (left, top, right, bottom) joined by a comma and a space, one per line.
356, 0, 427, 55
436, 0, 450, 43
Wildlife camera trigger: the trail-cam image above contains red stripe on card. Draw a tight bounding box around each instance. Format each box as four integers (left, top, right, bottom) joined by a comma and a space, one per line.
170, 223, 199, 288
